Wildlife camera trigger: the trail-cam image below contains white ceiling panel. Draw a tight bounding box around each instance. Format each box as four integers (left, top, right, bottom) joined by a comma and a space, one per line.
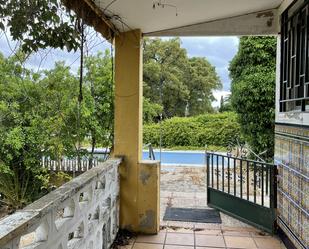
94, 0, 284, 34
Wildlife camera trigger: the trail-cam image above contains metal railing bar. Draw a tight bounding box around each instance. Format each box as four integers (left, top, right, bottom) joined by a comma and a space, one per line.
211, 154, 214, 188
216, 155, 219, 190
144, 143, 156, 160
261, 164, 264, 206
254, 162, 257, 203
280, 96, 309, 102
270, 166, 276, 209
228, 157, 230, 194
222, 156, 225, 192
206, 154, 210, 188
240, 159, 243, 199
266, 165, 269, 196
210, 152, 274, 166
234, 158, 236, 196
247, 161, 249, 201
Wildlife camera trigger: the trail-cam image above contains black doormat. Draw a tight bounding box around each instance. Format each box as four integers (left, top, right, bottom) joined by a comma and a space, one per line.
163, 207, 222, 223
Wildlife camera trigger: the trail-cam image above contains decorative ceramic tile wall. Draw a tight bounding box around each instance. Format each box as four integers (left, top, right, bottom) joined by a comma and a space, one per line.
275, 125, 309, 249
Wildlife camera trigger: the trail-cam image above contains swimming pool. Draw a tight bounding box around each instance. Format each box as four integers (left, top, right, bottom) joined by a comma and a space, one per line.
92, 148, 225, 166
142, 150, 206, 165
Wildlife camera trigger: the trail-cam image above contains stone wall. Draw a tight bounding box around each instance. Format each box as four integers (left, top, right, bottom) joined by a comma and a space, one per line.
0, 158, 122, 249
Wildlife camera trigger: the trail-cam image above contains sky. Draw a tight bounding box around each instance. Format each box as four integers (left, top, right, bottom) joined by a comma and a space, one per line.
181, 37, 239, 91
0, 33, 239, 107
180, 37, 239, 107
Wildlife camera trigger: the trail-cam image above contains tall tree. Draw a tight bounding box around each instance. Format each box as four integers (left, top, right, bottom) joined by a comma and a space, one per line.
0, 51, 115, 209
143, 97, 163, 123
0, 0, 79, 53
143, 38, 189, 117
39, 51, 115, 162
0, 53, 49, 208
84, 50, 114, 163
219, 95, 233, 113
143, 38, 221, 118
39, 62, 80, 160
185, 57, 220, 115
229, 36, 277, 160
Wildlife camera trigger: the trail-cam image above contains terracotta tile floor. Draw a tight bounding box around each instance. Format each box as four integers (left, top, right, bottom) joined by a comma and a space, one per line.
118, 166, 286, 249
120, 227, 286, 249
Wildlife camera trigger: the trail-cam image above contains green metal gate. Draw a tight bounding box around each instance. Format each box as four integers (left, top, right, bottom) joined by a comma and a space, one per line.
206, 152, 277, 233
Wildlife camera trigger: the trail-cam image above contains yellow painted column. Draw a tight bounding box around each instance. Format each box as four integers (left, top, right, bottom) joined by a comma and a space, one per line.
138, 160, 161, 234
114, 29, 160, 234
114, 30, 143, 232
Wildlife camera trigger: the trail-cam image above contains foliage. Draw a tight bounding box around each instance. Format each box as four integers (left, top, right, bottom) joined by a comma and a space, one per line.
0, 0, 79, 53
39, 62, 80, 160
48, 171, 72, 188
143, 112, 241, 148
185, 57, 220, 115
229, 37, 277, 160
37, 51, 114, 161
229, 37, 276, 81
219, 95, 233, 113
84, 50, 114, 160
143, 97, 163, 123
0, 53, 49, 209
164, 145, 226, 152
0, 51, 114, 209
143, 38, 221, 118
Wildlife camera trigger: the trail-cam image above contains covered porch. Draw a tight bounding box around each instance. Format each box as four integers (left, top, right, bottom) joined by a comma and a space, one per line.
68, 0, 285, 234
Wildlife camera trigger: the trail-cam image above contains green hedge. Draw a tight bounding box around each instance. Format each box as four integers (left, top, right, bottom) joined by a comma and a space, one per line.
143, 112, 241, 148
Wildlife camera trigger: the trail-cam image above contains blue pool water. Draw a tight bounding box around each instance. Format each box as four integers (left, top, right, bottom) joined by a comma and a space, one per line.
142, 150, 206, 165
92, 148, 226, 166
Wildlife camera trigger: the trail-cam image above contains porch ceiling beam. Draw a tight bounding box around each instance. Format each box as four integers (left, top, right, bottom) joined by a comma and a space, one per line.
82, 0, 119, 35
63, 0, 119, 40
145, 9, 279, 37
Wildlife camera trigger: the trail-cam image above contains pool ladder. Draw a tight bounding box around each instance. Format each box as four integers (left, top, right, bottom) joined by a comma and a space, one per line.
145, 143, 156, 160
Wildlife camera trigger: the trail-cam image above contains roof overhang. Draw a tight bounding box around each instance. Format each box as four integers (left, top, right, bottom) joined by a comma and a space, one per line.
65, 0, 290, 39
63, 0, 118, 40
146, 9, 279, 36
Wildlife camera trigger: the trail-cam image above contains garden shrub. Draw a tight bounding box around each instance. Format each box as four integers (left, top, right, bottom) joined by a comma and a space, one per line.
48, 171, 72, 189
143, 112, 241, 148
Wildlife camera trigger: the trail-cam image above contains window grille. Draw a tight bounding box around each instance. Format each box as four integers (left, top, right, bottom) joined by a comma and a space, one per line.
280, 1, 309, 112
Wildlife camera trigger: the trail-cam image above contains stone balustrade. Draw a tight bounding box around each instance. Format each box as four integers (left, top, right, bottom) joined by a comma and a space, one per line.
0, 158, 122, 249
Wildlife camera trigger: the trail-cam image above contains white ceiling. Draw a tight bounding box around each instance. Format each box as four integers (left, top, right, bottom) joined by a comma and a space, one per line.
94, 0, 284, 35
